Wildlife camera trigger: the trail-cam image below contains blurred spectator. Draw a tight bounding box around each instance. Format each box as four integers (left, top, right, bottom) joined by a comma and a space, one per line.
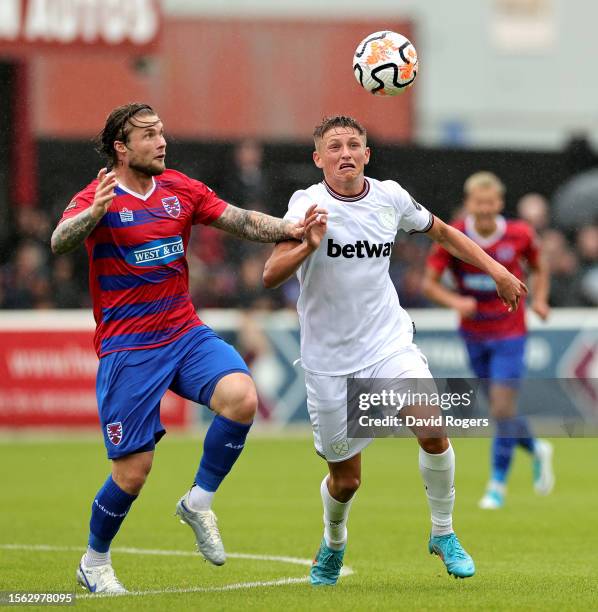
575, 225, 598, 268
51, 256, 82, 308
234, 247, 281, 310
517, 193, 550, 234
563, 133, 597, 175
15, 207, 51, 246
219, 139, 270, 212
2, 240, 50, 308
541, 229, 584, 306
552, 168, 598, 231
575, 225, 598, 305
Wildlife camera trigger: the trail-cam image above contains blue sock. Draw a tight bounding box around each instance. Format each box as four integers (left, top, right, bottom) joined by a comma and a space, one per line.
88, 476, 137, 553
512, 415, 535, 453
195, 415, 252, 492
491, 419, 518, 483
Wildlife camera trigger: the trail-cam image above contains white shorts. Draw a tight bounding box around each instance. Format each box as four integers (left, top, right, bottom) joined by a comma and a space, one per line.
304, 344, 433, 462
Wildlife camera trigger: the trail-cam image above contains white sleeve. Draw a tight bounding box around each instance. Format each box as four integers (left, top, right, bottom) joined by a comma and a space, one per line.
393, 183, 434, 234
284, 190, 314, 224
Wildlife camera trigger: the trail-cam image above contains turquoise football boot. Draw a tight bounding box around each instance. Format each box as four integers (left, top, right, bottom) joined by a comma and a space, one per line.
310, 538, 345, 586
428, 533, 475, 578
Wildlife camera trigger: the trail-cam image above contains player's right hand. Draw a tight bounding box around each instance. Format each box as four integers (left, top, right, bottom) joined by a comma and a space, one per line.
90, 168, 117, 220
495, 270, 528, 312
303, 203, 328, 250
455, 296, 477, 319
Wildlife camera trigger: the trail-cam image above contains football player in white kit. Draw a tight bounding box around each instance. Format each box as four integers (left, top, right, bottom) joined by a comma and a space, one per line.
263, 116, 526, 585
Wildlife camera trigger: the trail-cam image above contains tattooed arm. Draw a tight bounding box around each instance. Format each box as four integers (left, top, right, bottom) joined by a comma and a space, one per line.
210, 203, 306, 242
51, 169, 117, 255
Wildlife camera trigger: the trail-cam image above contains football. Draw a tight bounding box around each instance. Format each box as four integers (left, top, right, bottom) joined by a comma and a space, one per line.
353, 31, 418, 96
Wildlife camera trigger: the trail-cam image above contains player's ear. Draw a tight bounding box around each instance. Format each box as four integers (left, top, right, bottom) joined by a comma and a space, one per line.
364, 146, 371, 166
114, 141, 127, 156
313, 149, 324, 169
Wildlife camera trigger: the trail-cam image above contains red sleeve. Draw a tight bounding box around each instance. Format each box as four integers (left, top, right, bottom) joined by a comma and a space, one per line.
521, 223, 540, 267
426, 241, 452, 275
188, 178, 228, 225
58, 182, 96, 224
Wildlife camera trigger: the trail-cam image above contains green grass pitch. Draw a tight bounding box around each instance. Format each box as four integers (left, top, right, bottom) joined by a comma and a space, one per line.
1, 434, 596, 610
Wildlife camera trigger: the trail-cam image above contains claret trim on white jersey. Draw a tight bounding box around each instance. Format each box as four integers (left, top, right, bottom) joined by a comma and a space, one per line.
322, 178, 370, 202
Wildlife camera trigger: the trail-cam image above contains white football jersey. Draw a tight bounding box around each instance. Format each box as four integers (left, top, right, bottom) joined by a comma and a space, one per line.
284, 177, 434, 375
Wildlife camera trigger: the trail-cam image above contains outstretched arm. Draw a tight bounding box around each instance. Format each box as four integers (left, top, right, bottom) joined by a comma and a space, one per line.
51, 169, 117, 254
211, 203, 305, 243
426, 216, 527, 312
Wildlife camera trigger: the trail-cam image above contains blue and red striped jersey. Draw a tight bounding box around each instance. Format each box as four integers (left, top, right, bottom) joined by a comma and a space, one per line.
60, 169, 227, 357
427, 216, 540, 341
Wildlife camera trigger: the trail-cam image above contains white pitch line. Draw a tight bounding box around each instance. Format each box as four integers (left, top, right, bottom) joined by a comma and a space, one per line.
0, 544, 313, 567
77, 576, 311, 599
0, 543, 354, 599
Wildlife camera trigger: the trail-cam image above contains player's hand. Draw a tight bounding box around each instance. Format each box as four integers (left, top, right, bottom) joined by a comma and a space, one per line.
455, 296, 477, 319
90, 168, 117, 221
303, 204, 328, 250
531, 300, 550, 321
494, 270, 528, 312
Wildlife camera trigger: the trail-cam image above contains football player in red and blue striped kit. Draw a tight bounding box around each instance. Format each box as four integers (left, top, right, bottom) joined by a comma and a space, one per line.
51, 103, 315, 594
425, 171, 554, 511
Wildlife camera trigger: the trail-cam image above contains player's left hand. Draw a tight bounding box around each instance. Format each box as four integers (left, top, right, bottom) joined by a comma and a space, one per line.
531, 300, 550, 320
495, 270, 528, 312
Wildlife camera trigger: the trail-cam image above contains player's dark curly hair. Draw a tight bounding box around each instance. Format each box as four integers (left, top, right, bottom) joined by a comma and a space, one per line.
95, 102, 158, 167
313, 115, 367, 143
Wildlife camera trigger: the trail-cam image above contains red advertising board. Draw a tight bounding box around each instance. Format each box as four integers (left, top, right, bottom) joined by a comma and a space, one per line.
0, 326, 188, 428
0, 0, 161, 53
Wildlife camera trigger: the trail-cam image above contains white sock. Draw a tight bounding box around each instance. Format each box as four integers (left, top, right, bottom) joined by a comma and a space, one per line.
84, 547, 111, 567
187, 484, 214, 511
320, 476, 354, 551
419, 443, 455, 537
487, 480, 506, 494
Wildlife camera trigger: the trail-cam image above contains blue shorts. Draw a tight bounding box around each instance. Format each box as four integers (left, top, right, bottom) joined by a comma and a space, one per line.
463, 334, 526, 386
96, 325, 250, 459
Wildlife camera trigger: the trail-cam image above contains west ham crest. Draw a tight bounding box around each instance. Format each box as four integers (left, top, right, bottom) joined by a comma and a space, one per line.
106, 422, 123, 446
331, 439, 349, 457
162, 196, 181, 218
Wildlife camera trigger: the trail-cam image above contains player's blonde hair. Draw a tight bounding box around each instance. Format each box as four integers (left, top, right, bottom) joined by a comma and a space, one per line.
463, 171, 505, 197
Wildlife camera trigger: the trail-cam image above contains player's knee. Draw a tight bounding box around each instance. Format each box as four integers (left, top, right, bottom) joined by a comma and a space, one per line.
118, 472, 148, 495
419, 437, 449, 454
213, 375, 257, 424
230, 386, 258, 423
112, 454, 153, 495
332, 475, 361, 499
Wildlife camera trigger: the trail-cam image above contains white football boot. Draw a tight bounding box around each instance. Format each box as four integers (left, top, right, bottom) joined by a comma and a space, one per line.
76, 555, 127, 595
175, 492, 226, 566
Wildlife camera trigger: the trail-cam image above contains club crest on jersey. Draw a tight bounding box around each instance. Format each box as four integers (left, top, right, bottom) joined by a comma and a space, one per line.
496, 245, 515, 262
119, 208, 134, 223
106, 422, 123, 446
378, 207, 397, 230
162, 196, 181, 218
